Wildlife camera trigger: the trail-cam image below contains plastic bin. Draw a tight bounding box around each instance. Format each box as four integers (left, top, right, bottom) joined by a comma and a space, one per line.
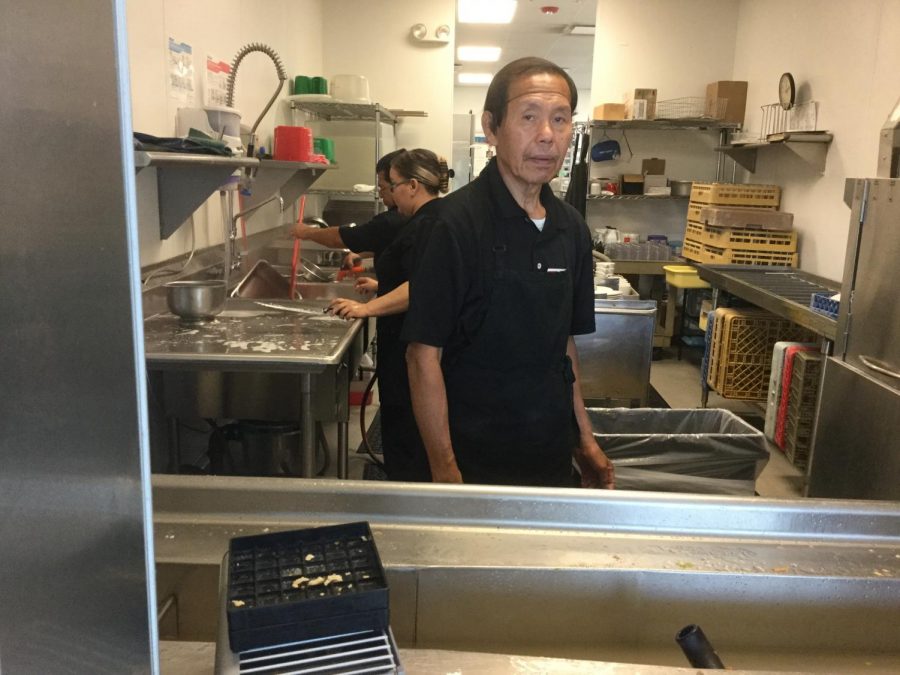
589, 408, 769, 496
664, 264, 711, 288
226, 522, 389, 652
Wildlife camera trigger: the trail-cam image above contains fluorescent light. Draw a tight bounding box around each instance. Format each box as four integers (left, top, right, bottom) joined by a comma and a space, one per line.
457, 46, 502, 62
458, 0, 517, 24
564, 24, 595, 36
458, 72, 494, 86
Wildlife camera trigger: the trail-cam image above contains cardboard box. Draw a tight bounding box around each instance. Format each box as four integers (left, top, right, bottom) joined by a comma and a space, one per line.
642, 158, 666, 175
706, 81, 747, 125
622, 174, 644, 195
643, 174, 668, 191
593, 103, 626, 121
625, 88, 657, 120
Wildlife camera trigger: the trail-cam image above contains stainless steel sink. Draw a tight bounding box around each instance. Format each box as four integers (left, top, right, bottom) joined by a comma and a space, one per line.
153, 476, 900, 673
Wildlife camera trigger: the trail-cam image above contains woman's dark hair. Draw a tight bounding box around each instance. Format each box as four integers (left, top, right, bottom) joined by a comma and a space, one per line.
483, 57, 577, 132
390, 148, 450, 195
376, 148, 406, 180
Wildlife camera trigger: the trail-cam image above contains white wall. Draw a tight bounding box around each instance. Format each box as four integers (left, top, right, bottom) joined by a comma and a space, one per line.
127, 0, 324, 267
592, 0, 739, 104
587, 0, 740, 241
732, 0, 900, 279
321, 0, 455, 160
588, 0, 900, 280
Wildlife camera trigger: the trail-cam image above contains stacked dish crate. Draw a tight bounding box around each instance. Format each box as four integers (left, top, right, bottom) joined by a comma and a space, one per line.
683, 183, 798, 266
706, 308, 815, 400
779, 350, 823, 470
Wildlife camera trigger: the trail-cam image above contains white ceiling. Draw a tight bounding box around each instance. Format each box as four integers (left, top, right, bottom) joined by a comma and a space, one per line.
454, 0, 596, 91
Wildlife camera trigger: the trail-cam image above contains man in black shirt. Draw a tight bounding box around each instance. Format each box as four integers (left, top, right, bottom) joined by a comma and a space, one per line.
402, 57, 615, 488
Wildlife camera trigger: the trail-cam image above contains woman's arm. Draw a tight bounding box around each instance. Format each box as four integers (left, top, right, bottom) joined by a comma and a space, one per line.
327, 281, 408, 319
292, 223, 345, 249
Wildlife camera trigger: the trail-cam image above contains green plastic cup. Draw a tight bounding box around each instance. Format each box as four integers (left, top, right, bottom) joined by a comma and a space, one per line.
293, 75, 311, 95
311, 76, 328, 95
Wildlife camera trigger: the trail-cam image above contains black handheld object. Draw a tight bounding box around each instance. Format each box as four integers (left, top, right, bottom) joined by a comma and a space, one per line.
676, 624, 725, 669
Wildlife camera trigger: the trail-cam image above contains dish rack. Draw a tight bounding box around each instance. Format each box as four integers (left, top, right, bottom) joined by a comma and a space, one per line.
656, 96, 727, 120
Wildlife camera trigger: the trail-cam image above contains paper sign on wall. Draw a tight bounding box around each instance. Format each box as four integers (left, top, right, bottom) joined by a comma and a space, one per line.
205, 57, 231, 107
167, 38, 195, 104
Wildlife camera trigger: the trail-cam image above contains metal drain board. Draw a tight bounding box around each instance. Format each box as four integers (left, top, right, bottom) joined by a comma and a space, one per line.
696, 265, 840, 339
236, 630, 401, 675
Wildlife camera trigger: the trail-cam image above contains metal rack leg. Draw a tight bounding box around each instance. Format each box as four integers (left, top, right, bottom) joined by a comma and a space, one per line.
300, 374, 315, 477
337, 422, 349, 479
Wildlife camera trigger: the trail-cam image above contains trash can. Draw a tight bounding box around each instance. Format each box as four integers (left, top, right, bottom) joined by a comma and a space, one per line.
588, 408, 769, 495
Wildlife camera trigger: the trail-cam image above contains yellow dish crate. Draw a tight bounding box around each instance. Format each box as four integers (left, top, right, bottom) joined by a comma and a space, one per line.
685, 221, 798, 252
687, 201, 775, 224
707, 309, 816, 400
697, 204, 793, 231
682, 237, 798, 267
690, 182, 781, 208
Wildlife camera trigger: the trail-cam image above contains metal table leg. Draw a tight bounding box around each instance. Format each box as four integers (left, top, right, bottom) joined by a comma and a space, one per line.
167, 417, 181, 474
337, 422, 349, 479
300, 373, 315, 477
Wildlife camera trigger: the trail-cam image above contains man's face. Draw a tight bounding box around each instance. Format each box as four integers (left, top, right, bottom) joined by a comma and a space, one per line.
483, 72, 573, 191
377, 173, 396, 208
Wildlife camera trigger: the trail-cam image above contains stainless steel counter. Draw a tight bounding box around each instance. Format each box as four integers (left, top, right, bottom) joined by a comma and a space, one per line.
145, 298, 363, 477
154, 476, 900, 673
144, 297, 361, 372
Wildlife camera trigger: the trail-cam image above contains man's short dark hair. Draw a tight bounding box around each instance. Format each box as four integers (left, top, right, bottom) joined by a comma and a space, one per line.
483, 57, 577, 133
376, 149, 406, 180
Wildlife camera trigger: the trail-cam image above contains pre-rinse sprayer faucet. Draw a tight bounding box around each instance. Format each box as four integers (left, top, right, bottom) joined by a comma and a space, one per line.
225, 43, 287, 158
225, 194, 284, 281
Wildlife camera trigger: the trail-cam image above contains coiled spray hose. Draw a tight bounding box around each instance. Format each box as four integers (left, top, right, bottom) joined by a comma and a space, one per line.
225, 42, 287, 157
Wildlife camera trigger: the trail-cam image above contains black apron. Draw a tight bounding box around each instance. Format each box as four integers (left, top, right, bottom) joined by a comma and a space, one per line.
443, 212, 577, 487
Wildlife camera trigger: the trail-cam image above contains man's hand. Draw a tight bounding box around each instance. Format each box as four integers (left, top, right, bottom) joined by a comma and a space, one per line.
574, 438, 615, 489
430, 460, 464, 483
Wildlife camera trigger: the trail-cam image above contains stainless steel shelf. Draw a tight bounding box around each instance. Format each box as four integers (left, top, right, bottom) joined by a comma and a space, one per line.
716, 133, 833, 173
134, 151, 258, 239
588, 194, 689, 201
242, 160, 334, 211
592, 119, 741, 131
288, 100, 398, 123
695, 264, 840, 340
134, 152, 333, 236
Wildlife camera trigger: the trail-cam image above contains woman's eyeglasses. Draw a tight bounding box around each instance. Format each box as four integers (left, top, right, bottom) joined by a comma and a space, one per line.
389, 179, 412, 192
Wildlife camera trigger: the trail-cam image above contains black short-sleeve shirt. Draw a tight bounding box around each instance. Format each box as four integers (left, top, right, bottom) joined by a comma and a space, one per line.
338, 208, 407, 263
372, 198, 444, 406
402, 158, 595, 358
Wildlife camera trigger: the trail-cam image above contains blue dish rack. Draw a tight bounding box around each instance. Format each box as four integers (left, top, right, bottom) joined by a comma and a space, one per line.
810, 292, 839, 320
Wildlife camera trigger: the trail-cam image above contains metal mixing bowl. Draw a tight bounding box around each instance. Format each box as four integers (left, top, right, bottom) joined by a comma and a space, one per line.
165, 280, 226, 322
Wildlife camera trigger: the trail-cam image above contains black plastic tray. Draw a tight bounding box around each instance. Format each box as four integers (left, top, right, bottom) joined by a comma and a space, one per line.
225, 522, 389, 653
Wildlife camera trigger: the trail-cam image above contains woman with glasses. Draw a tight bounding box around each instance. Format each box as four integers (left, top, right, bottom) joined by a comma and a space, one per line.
327, 149, 450, 481
292, 149, 407, 296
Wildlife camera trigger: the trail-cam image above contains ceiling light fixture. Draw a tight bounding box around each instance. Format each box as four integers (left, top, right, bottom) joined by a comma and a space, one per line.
563, 24, 595, 36
457, 46, 502, 62
458, 0, 517, 24
458, 72, 494, 86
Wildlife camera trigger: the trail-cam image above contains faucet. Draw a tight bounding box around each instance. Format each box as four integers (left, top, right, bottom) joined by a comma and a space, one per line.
225, 194, 284, 282
225, 43, 287, 158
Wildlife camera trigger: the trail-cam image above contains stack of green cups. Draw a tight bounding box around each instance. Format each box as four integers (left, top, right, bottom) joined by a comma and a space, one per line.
293, 75, 328, 96
313, 138, 336, 163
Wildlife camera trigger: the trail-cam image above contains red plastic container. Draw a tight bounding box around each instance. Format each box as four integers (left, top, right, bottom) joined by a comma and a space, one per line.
274, 125, 312, 161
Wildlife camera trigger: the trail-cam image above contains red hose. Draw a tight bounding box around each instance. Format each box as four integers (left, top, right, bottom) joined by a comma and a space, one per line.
289, 196, 306, 299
